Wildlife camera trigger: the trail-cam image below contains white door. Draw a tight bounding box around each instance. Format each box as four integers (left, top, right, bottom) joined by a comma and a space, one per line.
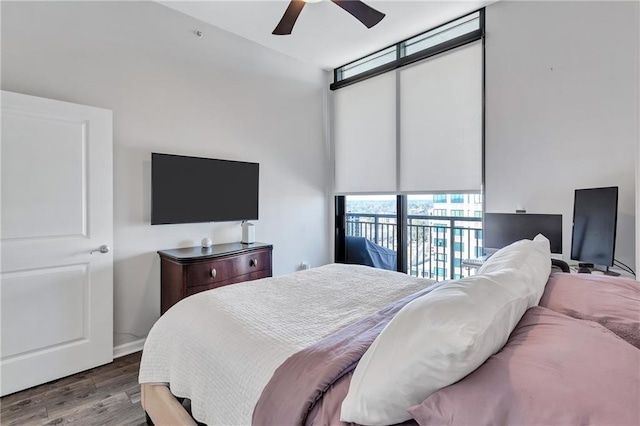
0, 91, 113, 396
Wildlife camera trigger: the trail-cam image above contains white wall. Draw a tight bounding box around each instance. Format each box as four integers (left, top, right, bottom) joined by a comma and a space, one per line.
1, 1, 330, 345
485, 1, 638, 269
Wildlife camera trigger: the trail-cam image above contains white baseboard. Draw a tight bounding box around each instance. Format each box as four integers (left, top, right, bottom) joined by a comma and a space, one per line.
113, 337, 146, 358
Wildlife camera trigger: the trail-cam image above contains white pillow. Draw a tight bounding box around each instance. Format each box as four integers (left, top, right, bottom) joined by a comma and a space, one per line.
478, 234, 551, 278
340, 236, 551, 426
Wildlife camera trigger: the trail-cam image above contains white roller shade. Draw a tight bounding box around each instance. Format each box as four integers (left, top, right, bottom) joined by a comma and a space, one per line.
399, 41, 483, 193
334, 72, 396, 194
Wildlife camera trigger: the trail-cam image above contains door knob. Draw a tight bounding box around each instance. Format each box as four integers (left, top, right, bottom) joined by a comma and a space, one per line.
90, 244, 111, 255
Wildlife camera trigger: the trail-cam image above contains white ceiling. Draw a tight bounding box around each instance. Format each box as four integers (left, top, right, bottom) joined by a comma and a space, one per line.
161, 1, 494, 70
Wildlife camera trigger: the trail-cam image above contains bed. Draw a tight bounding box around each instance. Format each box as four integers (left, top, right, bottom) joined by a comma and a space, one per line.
139, 238, 640, 426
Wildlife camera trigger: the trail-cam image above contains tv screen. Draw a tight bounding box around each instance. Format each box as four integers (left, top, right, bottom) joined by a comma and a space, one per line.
571, 186, 618, 267
151, 153, 259, 225
484, 213, 563, 254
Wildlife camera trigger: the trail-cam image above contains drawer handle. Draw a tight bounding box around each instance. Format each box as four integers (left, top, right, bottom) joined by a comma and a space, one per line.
210, 268, 217, 278
250, 258, 258, 267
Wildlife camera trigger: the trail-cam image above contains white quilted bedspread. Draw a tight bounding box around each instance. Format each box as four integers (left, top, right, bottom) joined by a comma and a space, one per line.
139, 263, 435, 426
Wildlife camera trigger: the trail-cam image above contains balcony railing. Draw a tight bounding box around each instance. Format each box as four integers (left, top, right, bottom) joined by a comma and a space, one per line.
346, 213, 483, 281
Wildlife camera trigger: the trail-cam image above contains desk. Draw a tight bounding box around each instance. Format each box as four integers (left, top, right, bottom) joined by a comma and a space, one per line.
567, 264, 632, 277
461, 259, 484, 269
463, 258, 633, 278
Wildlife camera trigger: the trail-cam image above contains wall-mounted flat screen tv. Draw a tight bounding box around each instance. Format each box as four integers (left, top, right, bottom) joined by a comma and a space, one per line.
151, 153, 259, 225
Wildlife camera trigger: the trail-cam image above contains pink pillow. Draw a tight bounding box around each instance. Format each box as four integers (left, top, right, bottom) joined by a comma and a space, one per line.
408, 307, 640, 426
539, 273, 640, 348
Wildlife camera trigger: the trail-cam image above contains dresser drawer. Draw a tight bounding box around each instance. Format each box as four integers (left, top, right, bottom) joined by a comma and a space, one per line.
186, 270, 272, 296
184, 250, 271, 287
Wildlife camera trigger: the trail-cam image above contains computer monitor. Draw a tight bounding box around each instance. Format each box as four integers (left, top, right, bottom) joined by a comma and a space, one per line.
570, 186, 618, 267
484, 213, 563, 254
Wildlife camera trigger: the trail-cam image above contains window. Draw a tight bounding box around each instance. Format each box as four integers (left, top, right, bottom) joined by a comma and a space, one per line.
336, 46, 397, 81
345, 195, 397, 251
338, 193, 484, 282
432, 267, 448, 278
333, 8, 484, 282
333, 9, 484, 281
334, 12, 482, 85
473, 194, 482, 204
474, 211, 483, 218
454, 274, 462, 279
476, 246, 483, 257
403, 12, 481, 57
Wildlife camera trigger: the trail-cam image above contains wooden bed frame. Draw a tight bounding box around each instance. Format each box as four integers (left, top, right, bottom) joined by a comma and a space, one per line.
141, 383, 198, 426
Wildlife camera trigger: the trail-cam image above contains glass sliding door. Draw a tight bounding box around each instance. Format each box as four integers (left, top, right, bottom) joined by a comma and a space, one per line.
341, 195, 399, 272
337, 193, 483, 280
406, 194, 483, 280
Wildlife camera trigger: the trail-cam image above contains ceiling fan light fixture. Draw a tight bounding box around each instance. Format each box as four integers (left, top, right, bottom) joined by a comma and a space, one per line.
273, 0, 384, 36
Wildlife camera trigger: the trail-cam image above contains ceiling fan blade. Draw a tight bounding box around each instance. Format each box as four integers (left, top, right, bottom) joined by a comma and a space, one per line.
331, 0, 385, 28
273, 0, 306, 35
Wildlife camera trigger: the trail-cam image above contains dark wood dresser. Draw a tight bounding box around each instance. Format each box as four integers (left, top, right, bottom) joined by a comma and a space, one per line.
158, 242, 273, 314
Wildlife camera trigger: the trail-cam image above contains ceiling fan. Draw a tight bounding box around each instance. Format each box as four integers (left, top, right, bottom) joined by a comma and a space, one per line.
273, 0, 386, 35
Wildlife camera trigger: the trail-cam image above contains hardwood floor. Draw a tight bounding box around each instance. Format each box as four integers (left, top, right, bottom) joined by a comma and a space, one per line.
0, 352, 146, 426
